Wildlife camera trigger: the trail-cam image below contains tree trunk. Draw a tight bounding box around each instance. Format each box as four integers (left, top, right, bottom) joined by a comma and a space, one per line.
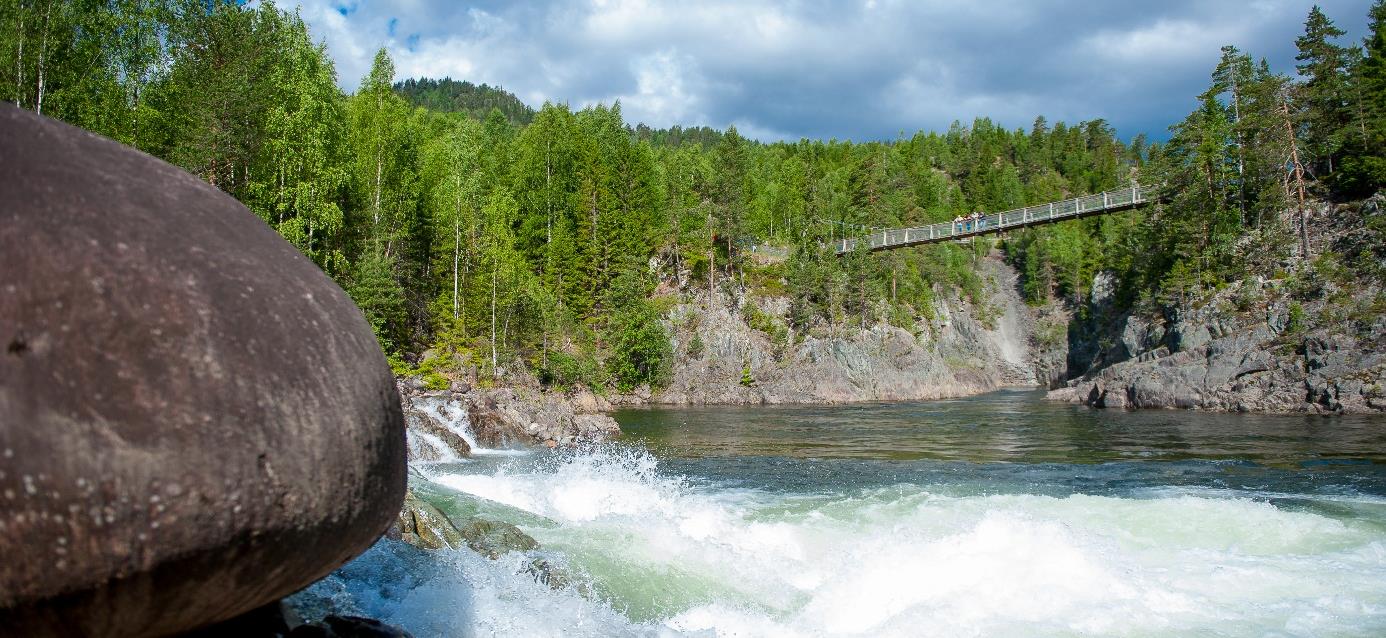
373, 153, 383, 226
453, 176, 462, 319
1231, 73, 1246, 226
1353, 81, 1369, 146
1281, 98, 1310, 259
490, 266, 498, 376
35, 0, 51, 116
453, 218, 460, 319
708, 207, 715, 304
15, 4, 24, 108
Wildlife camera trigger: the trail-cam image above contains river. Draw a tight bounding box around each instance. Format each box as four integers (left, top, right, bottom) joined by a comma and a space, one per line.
303, 389, 1386, 636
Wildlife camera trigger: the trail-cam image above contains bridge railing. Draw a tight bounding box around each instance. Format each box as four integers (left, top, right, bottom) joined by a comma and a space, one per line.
836, 184, 1158, 253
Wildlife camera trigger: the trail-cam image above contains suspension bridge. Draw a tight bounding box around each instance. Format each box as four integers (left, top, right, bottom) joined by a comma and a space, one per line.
834, 184, 1162, 254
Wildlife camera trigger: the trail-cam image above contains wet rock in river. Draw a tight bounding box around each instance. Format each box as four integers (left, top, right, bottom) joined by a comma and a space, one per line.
458, 517, 540, 559
391, 490, 464, 550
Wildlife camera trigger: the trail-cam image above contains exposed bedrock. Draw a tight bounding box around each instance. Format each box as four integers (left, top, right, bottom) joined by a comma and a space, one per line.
0, 105, 406, 635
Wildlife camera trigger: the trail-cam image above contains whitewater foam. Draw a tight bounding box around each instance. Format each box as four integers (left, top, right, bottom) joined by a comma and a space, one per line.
324, 445, 1386, 637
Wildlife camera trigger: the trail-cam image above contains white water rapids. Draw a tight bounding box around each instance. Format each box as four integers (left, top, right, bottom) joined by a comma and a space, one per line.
299, 439, 1386, 637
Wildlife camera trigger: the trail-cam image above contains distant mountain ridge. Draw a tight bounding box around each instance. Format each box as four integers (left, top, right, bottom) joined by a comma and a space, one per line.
394, 76, 724, 148
394, 77, 536, 125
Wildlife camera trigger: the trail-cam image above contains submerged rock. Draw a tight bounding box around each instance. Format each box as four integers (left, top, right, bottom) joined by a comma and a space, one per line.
458, 517, 540, 559
0, 106, 406, 635
390, 490, 541, 559
390, 490, 464, 550
313, 615, 414, 638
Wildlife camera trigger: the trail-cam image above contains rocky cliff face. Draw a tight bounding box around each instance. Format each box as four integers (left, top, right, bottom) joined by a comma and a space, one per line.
634, 254, 1044, 405
1050, 193, 1386, 415
1049, 283, 1386, 414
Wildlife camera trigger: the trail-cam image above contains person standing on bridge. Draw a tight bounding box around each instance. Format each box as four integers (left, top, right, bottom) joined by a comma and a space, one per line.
953, 214, 964, 233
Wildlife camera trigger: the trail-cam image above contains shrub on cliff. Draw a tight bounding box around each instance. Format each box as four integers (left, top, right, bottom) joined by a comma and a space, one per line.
604, 270, 673, 391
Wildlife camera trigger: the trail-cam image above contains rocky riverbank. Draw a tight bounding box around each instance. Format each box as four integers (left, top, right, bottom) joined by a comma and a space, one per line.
1050, 193, 1386, 414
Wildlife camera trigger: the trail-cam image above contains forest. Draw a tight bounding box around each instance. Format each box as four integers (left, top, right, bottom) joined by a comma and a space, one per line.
3, 0, 1383, 392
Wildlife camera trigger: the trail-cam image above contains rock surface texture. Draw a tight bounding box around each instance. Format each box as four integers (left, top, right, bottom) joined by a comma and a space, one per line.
0, 105, 406, 635
1050, 194, 1386, 414
1049, 287, 1386, 413
638, 255, 1040, 405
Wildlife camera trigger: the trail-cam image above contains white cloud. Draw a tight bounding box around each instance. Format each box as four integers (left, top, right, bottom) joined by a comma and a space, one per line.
283, 0, 1376, 141
1083, 20, 1244, 64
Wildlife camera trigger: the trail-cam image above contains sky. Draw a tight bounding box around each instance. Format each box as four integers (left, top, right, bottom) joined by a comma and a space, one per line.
286, 0, 1375, 142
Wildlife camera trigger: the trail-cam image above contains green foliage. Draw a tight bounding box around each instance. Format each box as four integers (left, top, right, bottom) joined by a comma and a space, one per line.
395, 77, 535, 125
607, 306, 672, 391
744, 300, 788, 347
347, 247, 408, 351
1033, 317, 1067, 349
18, 0, 1383, 396
537, 350, 603, 391
740, 363, 755, 387
687, 332, 705, 359
603, 270, 673, 391
387, 353, 414, 377
422, 372, 449, 391
1286, 301, 1307, 335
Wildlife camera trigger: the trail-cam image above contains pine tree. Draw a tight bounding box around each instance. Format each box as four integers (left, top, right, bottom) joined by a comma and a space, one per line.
512, 103, 578, 283
1295, 5, 1351, 176
1212, 46, 1255, 221
713, 125, 749, 285
1336, 0, 1386, 195
347, 245, 408, 352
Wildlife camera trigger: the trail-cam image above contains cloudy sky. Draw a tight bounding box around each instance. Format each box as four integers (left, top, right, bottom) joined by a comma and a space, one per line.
286, 0, 1374, 142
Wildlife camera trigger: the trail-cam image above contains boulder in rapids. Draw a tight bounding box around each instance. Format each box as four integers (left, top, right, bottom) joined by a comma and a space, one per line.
0, 105, 406, 635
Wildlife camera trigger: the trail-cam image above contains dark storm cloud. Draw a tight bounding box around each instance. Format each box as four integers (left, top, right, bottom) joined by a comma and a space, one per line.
293, 0, 1373, 141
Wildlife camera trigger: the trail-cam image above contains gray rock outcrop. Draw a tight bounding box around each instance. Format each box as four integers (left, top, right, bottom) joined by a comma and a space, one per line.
642, 254, 1041, 404
0, 105, 406, 635
1051, 246, 1386, 413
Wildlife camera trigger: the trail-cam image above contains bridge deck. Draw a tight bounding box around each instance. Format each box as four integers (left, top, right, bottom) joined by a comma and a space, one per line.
835, 184, 1159, 254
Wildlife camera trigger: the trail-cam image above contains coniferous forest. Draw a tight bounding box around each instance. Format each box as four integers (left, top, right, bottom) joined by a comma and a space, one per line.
3, 0, 1383, 393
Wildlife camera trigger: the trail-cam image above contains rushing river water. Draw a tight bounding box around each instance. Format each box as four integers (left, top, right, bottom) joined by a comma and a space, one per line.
309, 389, 1386, 637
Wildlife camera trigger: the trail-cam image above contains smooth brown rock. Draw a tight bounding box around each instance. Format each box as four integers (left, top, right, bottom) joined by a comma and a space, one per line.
0, 105, 406, 635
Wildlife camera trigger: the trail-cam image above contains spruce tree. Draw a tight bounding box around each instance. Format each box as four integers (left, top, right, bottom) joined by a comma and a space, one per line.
1337, 0, 1386, 194
1295, 5, 1351, 176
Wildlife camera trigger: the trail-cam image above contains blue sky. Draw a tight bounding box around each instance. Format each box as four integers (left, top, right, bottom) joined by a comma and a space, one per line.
287, 0, 1374, 142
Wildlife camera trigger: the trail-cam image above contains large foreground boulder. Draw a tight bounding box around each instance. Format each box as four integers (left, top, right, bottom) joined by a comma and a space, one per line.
0, 105, 406, 634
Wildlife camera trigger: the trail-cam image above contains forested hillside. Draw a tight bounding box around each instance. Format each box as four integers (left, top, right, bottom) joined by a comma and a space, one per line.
3, 0, 1382, 394
394, 77, 535, 125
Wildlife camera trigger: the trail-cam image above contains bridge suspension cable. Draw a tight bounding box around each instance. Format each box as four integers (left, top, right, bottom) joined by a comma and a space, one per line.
834, 184, 1161, 254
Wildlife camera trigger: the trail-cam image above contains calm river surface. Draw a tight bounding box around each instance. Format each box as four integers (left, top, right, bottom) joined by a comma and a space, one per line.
320, 389, 1386, 637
